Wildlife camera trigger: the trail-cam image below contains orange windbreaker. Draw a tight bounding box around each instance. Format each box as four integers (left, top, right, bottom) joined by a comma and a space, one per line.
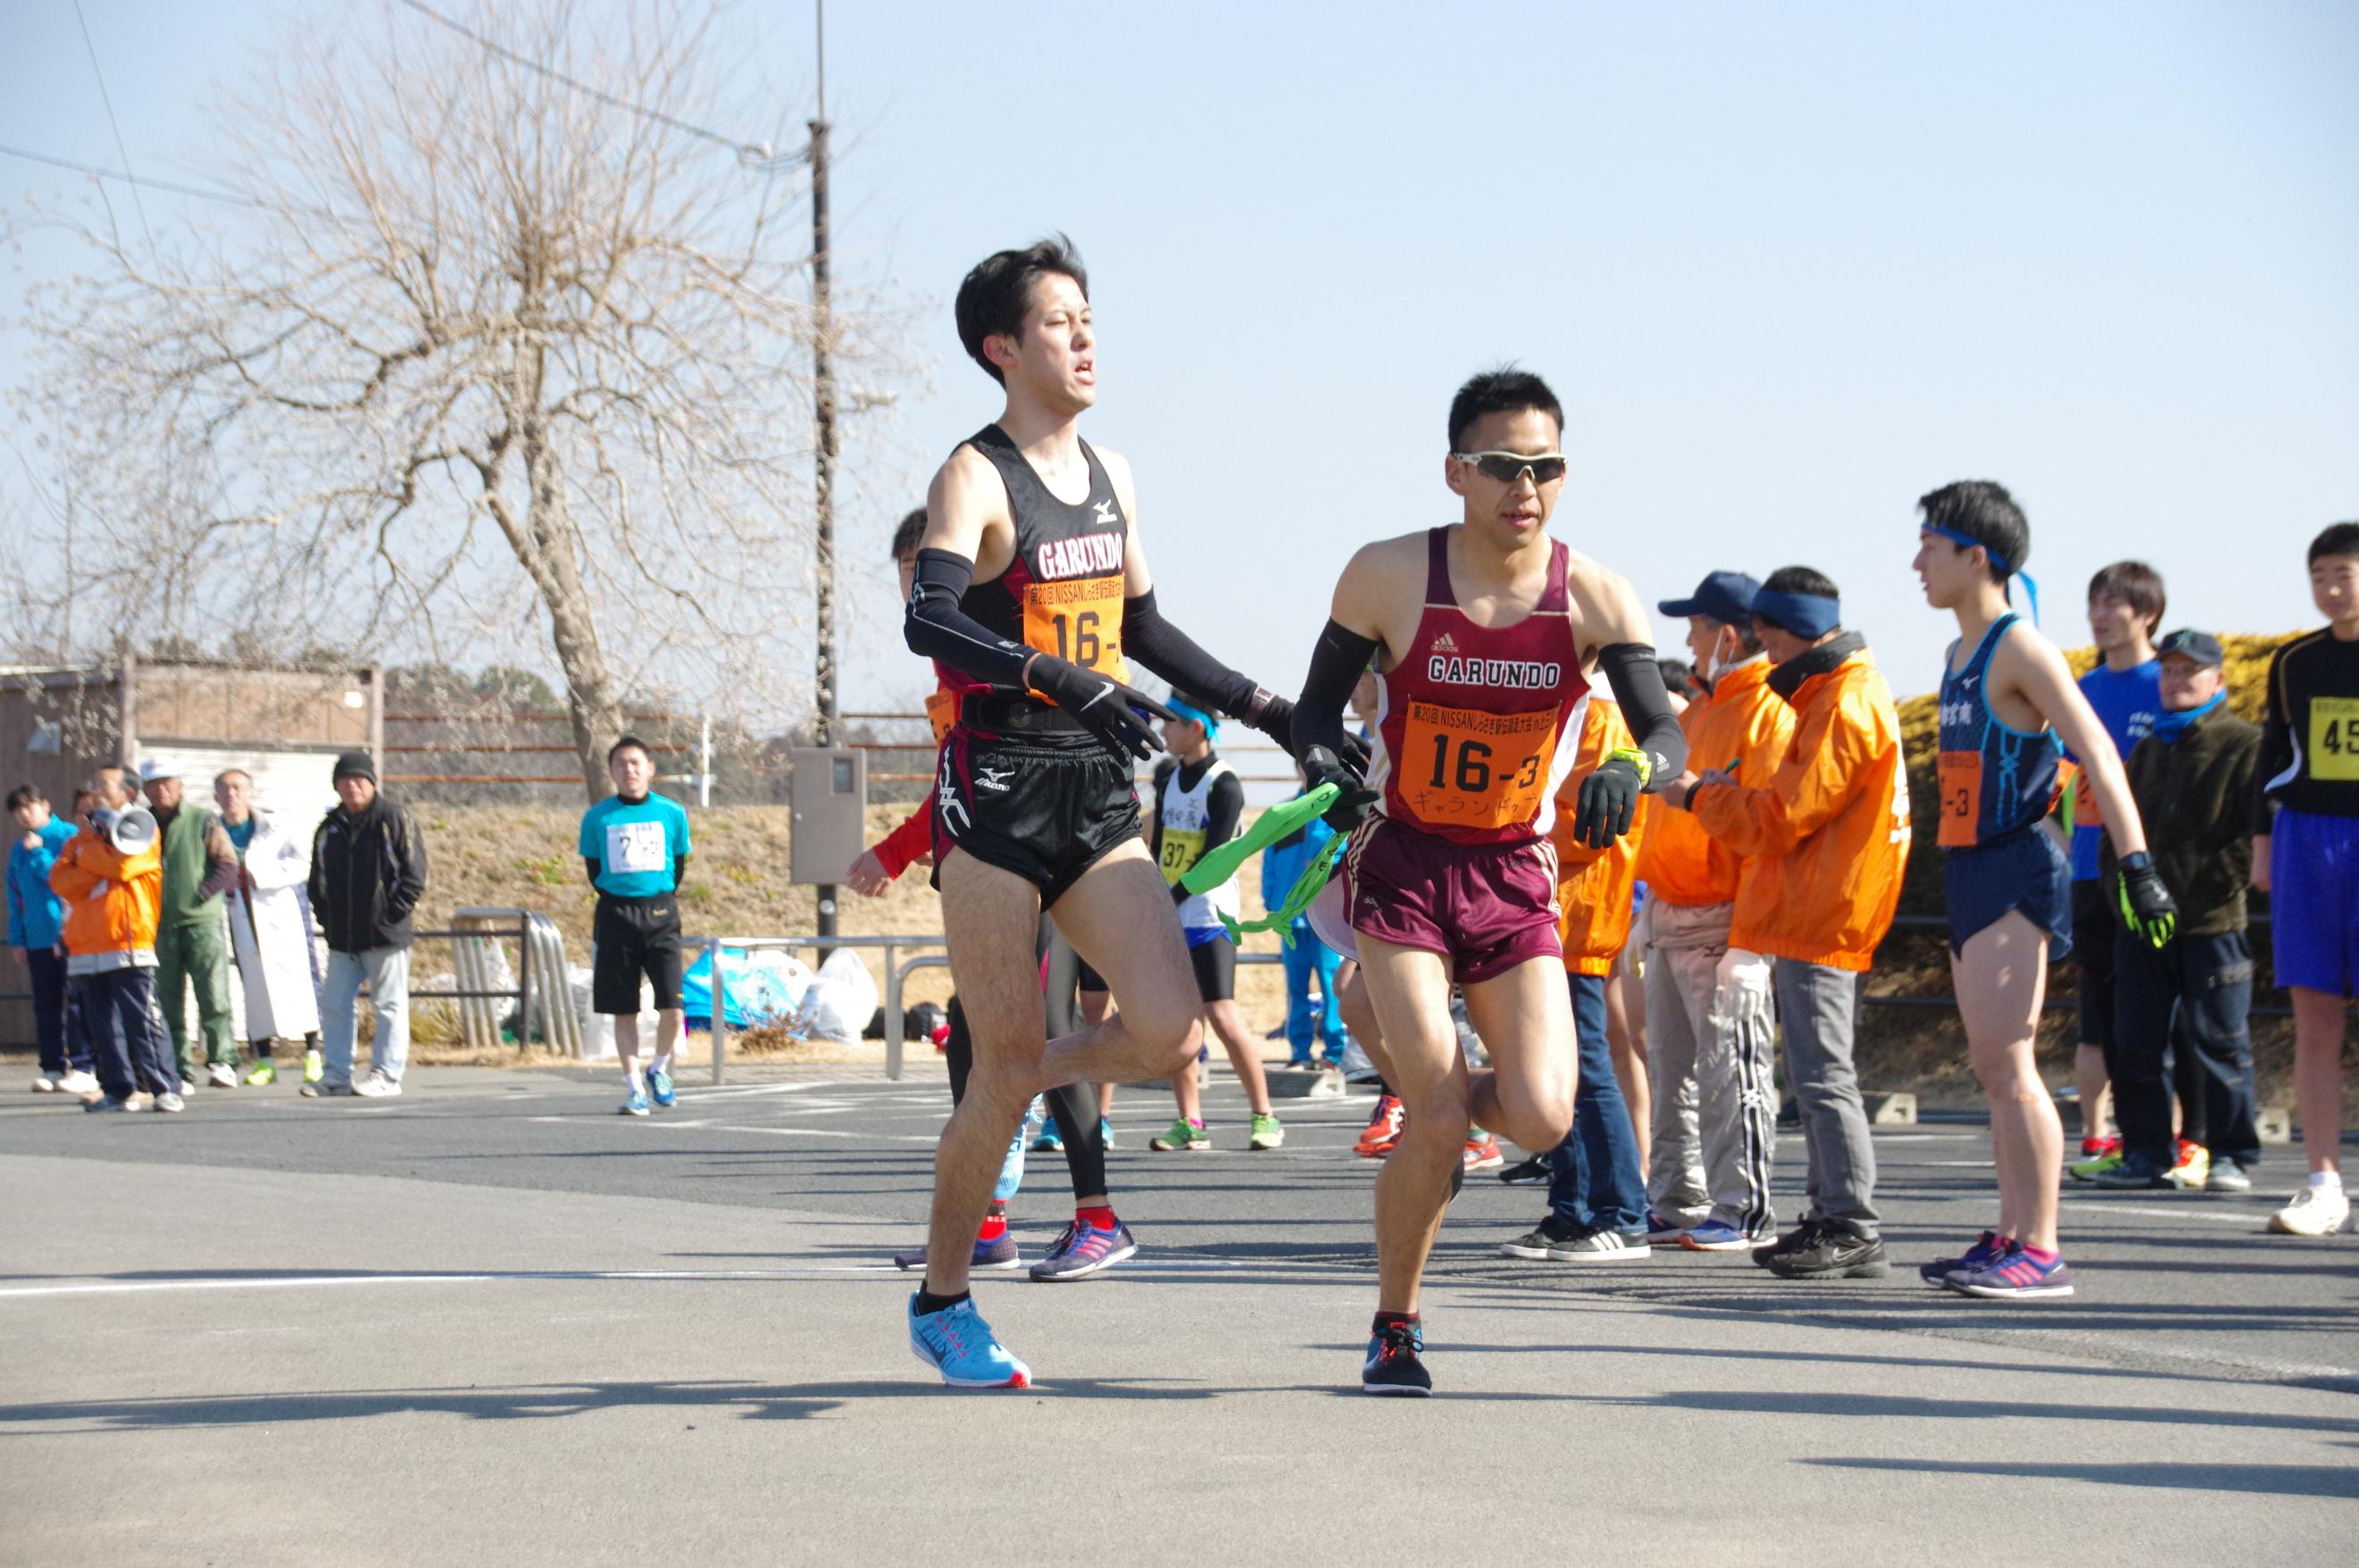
1548, 698, 1652, 976
1633, 656, 1795, 908
1691, 647, 1910, 972
48, 827, 163, 957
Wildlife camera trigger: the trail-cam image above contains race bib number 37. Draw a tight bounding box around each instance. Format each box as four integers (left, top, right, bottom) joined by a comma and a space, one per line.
607, 820, 669, 875
1400, 702, 1559, 830
1022, 577, 1129, 682
2311, 696, 2359, 782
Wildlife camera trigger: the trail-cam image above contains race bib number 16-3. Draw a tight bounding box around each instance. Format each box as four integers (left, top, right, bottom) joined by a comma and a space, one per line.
1400, 702, 1559, 830
1022, 577, 1129, 682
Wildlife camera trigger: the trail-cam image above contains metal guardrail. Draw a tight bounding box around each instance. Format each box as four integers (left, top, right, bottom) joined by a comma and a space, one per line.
409, 908, 580, 1055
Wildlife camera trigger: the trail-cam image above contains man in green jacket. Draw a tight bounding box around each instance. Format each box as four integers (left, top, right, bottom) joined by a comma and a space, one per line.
141, 758, 243, 1089
2094, 630, 2263, 1192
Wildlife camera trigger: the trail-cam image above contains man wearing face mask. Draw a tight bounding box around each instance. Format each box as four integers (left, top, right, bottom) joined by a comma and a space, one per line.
1631, 572, 1796, 1251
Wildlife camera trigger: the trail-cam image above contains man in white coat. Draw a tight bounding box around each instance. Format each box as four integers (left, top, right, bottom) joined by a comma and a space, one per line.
215, 771, 324, 1086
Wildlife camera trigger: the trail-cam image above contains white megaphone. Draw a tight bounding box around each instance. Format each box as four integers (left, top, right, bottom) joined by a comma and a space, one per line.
92, 805, 158, 855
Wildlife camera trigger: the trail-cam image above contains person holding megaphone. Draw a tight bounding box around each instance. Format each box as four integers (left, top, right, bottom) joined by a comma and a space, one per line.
49, 763, 181, 1112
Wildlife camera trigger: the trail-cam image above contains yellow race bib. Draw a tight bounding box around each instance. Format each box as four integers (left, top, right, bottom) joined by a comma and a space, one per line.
1159, 827, 1205, 886
2312, 696, 2359, 781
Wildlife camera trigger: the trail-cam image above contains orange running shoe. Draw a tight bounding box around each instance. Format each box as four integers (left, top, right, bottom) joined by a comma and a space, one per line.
1462, 1132, 1505, 1172
1355, 1095, 1405, 1158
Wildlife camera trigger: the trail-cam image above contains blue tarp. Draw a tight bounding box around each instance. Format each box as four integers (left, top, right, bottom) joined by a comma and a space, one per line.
680, 947, 804, 1030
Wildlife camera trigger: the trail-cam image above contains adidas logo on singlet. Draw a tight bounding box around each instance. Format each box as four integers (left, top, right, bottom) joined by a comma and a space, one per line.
1429, 655, 1565, 688
1430, 631, 1459, 655
1034, 531, 1124, 580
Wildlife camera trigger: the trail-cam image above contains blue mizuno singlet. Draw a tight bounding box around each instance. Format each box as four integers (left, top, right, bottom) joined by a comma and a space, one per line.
1936, 613, 2062, 849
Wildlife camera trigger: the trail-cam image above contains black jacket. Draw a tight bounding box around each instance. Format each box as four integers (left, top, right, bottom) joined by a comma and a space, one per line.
2102, 704, 2260, 938
309, 794, 429, 953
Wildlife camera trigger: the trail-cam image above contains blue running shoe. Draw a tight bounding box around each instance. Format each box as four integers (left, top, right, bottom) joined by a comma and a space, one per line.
646, 1066, 675, 1109
618, 1088, 650, 1117
1099, 1117, 1114, 1150
1362, 1320, 1432, 1397
1944, 1239, 2074, 1300
1679, 1219, 1762, 1253
1029, 1218, 1138, 1282
894, 1231, 1021, 1272
994, 1124, 1028, 1202
1919, 1230, 2005, 1286
1030, 1119, 1064, 1154
908, 1294, 1030, 1389
1645, 1210, 1698, 1244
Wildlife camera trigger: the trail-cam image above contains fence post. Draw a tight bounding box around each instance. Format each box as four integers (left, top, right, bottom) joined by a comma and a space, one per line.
708, 936, 727, 1086
883, 940, 901, 1081
516, 913, 532, 1051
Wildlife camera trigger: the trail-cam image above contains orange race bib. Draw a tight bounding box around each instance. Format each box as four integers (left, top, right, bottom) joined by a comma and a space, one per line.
924, 688, 960, 745
1399, 701, 1560, 830
2066, 762, 2100, 829
1021, 576, 1129, 684
1938, 749, 1983, 848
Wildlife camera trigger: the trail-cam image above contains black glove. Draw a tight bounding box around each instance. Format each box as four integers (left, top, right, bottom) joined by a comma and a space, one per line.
1026, 654, 1179, 763
1571, 755, 1646, 849
2113, 851, 2179, 949
1301, 745, 1377, 833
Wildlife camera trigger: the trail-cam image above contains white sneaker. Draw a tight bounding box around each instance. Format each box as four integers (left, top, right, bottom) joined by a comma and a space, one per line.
206, 1063, 238, 1088
353, 1070, 403, 1098
29, 1074, 58, 1093
58, 1070, 100, 1097
2266, 1185, 2351, 1237
152, 1091, 186, 1113
179, 1079, 196, 1097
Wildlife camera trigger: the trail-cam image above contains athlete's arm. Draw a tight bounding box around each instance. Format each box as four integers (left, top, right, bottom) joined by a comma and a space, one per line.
2007, 631, 2146, 859
904, 448, 1034, 687
583, 856, 602, 887
1202, 768, 1244, 849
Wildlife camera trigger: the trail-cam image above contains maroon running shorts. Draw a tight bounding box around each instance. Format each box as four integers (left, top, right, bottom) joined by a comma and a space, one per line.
1343, 813, 1563, 984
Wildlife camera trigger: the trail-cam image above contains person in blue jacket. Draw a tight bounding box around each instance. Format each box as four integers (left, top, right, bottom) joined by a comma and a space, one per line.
8, 784, 95, 1094
1262, 785, 1348, 1069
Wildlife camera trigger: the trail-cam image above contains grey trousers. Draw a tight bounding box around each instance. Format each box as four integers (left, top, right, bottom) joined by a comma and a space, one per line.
1773, 958, 1880, 1236
1644, 901, 1778, 1237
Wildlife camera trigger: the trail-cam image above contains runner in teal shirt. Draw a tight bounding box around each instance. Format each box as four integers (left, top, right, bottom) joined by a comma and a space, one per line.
579, 790, 692, 897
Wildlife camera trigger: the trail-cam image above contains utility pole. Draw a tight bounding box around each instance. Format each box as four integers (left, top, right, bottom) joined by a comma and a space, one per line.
810, 0, 840, 944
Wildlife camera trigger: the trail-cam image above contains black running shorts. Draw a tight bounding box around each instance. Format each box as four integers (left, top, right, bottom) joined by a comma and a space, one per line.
932, 717, 1142, 907
592, 892, 684, 1014
1188, 935, 1236, 1004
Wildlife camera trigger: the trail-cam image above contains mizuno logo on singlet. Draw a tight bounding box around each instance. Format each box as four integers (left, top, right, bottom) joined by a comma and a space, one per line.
1428, 655, 1563, 688
1034, 530, 1123, 581
1093, 498, 1117, 525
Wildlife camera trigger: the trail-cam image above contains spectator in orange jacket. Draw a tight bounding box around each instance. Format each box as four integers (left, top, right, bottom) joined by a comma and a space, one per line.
1498, 695, 1657, 1264
1633, 571, 1796, 1250
50, 763, 182, 1113
1674, 567, 1911, 1280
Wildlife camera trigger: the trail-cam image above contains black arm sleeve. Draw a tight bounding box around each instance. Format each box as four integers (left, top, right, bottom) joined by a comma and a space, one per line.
904, 547, 1033, 689
584, 857, 602, 887
1202, 769, 1245, 850
1292, 619, 1380, 766
1598, 642, 1688, 790
672, 853, 689, 890
1123, 588, 1267, 720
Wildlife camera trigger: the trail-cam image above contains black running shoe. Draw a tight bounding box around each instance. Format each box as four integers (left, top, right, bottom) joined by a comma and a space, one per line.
1750, 1217, 1823, 1266
2088, 1155, 2171, 1190
1497, 1155, 1551, 1185
1764, 1226, 1888, 1280
1362, 1321, 1432, 1397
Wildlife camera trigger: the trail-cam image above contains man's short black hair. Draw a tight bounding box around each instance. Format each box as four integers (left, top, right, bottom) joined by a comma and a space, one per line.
2309, 521, 2359, 564
4, 784, 44, 813
1655, 657, 1695, 695
954, 235, 1088, 386
1446, 367, 1563, 452
890, 507, 927, 563
608, 735, 653, 764
2088, 560, 2166, 633
1919, 480, 2030, 586
1762, 565, 1840, 600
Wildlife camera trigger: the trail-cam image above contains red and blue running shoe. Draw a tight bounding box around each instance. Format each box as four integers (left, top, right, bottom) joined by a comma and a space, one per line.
1362, 1319, 1432, 1397
908, 1294, 1030, 1389
1943, 1239, 2074, 1300
1919, 1230, 2006, 1286
893, 1231, 1021, 1272
1029, 1218, 1138, 1282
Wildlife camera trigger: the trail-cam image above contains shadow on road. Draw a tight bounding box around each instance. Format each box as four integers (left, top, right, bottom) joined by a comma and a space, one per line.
1804, 1455, 2359, 1499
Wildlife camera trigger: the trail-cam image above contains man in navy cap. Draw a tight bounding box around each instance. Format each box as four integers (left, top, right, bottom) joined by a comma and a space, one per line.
1630, 573, 1796, 1250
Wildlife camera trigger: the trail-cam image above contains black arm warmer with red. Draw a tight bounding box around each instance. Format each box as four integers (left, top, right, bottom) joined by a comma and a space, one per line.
903, 547, 1033, 689
1122, 588, 1269, 720
1597, 641, 1688, 789
1292, 618, 1380, 765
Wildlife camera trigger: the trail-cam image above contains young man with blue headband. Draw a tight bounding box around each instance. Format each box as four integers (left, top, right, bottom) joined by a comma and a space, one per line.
1146, 695, 1282, 1151
1912, 480, 2176, 1299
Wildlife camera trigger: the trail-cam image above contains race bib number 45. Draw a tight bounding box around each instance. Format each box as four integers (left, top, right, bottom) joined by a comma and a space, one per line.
607, 820, 670, 875
1400, 702, 1559, 830
1022, 577, 1129, 682
2311, 696, 2359, 782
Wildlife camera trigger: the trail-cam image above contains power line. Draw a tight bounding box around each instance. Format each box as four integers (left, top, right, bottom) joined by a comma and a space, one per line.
0, 141, 265, 207
72, 0, 152, 248
392, 0, 801, 170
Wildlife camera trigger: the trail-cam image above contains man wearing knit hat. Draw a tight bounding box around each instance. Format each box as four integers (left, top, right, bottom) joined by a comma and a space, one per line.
304, 751, 428, 1098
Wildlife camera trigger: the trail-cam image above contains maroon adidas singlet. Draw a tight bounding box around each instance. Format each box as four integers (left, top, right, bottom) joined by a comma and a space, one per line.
1369, 528, 1591, 847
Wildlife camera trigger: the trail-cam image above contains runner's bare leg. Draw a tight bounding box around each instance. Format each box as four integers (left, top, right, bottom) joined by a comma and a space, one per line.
1355, 935, 1466, 1315
1038, 845, 1204, 1090
1460, 956, 1579, 1154
1955, 911, 2058, 1251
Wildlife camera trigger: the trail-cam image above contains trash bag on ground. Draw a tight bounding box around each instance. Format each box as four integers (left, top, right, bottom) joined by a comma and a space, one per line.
791, 947, 879, 1042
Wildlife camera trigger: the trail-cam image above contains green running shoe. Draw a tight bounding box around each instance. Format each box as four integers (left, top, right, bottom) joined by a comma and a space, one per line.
303, 1047, 325, 1086
2068, 1149, 2125, 1182
244, 1061, 278, 1086
1150, 1117, 1209, 1152
1249, 1112, 1285, 1150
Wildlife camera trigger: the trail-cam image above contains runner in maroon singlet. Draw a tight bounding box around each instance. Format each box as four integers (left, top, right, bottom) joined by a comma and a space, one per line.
1291, 369, 1688, 1395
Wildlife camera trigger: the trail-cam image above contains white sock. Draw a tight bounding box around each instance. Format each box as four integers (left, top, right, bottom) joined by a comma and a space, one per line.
624, 1062, 645, 1091
652, 1053, 672, 1075
2309, 1170, 2344, 1194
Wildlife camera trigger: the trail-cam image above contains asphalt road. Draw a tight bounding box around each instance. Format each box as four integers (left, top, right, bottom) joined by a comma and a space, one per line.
2, 1063, 2354, 1566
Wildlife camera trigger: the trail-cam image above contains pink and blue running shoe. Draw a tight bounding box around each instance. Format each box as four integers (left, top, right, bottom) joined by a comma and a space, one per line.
908, 1294, 1031, 1389
1029, 1218, 1138, 1282
1920, 1230, 2006, 1286
894, 1231, 1021, 1272
1944, 1239, 2075, 1300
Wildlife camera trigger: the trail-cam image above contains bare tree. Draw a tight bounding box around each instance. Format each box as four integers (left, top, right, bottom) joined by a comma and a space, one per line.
11, 0, 903, 796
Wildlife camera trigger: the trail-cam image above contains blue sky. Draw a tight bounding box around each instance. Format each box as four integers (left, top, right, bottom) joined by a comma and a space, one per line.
4, 1, 2354, 749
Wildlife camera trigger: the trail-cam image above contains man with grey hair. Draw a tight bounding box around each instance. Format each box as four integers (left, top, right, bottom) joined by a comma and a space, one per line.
215, 769, 325, 1086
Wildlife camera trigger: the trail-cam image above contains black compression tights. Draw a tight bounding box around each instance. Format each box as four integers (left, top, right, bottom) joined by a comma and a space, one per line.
942, 993, 1107, 1203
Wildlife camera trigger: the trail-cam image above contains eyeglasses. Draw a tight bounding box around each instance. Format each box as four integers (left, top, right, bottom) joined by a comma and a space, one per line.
1450, 450, 1568, 486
